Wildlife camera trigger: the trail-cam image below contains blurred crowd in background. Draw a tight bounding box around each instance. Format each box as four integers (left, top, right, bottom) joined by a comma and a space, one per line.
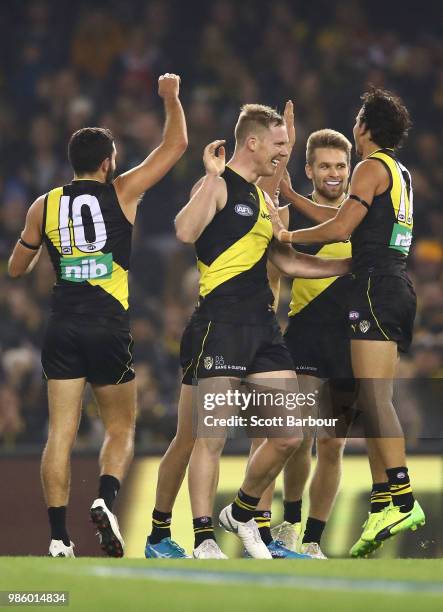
0, 0, 442, 450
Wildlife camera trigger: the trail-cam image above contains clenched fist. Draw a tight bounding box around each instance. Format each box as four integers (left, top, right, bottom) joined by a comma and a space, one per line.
158, 73, 181, 99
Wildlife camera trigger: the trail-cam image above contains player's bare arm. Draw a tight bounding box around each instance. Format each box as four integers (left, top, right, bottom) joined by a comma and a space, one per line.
268, 241, 351, 278
8, 196, 44, 277
273, 159, 387, 244
257, 100, 295, 199
266, 198, 290, 310
279, 168, 338, 223
175, 140, 228, 243
114, 73, 188, 221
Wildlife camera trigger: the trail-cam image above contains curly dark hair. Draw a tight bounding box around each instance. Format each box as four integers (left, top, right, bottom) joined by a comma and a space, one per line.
359, 87, 412, 149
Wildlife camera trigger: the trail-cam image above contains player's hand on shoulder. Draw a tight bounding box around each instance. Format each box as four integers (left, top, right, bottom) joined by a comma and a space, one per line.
203, 140, 226, 177
158, 73, 181, 99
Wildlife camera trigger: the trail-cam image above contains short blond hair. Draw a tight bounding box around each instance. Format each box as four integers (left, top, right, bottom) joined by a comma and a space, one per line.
306, 129, 352, 165
234, 104, 284, 145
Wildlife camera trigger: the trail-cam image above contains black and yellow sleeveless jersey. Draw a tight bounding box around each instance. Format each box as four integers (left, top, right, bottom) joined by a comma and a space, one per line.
43, 179, 132, 317
351, 148, 413, 276
194, 166, 274, 320
288, 197, 352, 322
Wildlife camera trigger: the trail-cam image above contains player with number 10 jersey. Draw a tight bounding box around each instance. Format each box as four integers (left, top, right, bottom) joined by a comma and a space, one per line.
41, 179, 134, 384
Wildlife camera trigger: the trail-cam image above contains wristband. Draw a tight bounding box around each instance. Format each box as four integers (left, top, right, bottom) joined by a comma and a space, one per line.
19, 237, 40, 250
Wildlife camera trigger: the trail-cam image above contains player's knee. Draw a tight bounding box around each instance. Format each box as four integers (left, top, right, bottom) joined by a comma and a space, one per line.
195, 437, 226, 456
46, 428, 77, 452
271, 437, 302, 456
105, 424, 135, 448
297, 437, 314, 455
169, 435, 195, 457
317, 438, 345, 464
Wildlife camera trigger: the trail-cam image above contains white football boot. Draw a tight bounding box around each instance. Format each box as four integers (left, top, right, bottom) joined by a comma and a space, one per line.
219, 505, 272, 559
90, 498, 125, 557
48, 540, 75, 558
193, 539, 228, 559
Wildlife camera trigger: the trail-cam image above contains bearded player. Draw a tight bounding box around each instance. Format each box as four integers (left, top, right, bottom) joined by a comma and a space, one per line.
8, 74, 187, 557
254, 129, 355, 559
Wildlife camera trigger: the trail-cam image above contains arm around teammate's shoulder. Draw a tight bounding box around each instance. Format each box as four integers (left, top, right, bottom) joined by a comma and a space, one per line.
114, 74, 188, 220
175, 140, 228, 244
327, 157, 386, 240
8, 195, 44, 278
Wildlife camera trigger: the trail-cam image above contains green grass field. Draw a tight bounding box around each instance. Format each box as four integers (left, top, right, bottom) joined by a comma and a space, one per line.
1, 558, 442, 612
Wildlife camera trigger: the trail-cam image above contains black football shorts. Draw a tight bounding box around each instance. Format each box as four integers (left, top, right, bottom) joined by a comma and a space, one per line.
180, 313, 294, 385
284, 314, 353, 380
41, 312, 135, 385
348, 273, 416, 352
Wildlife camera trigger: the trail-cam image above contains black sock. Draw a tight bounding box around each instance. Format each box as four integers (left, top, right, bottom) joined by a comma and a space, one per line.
302, 517, 326, 545
231, 489, 260, 523
98, 474, 120, 511
283, 499, 302, 524
150, 509, 172, 544
254, 510, 273, 545
48, 506, 70, 546
370, 482, 391, 513
193, 516, 215, 548
386, 467, 414, 512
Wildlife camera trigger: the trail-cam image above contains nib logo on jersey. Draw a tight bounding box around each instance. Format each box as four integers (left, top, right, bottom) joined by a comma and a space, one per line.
390, 223, 412, 255
60, 253, 113, 282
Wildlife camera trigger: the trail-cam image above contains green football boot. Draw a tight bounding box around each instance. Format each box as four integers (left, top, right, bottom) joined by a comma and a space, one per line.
373, 500, 426, 541
349, 511, 385, 558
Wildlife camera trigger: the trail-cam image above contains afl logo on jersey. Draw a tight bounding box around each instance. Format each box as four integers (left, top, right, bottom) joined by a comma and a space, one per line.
235, 204, 253, 217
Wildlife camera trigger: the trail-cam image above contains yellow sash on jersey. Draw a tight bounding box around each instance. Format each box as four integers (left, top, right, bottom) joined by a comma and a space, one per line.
367, 150, 413, 229
289, 239, 351, 317
197, 186, 273, 297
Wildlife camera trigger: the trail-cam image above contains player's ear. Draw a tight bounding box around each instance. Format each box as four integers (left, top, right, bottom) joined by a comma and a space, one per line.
246, 135, 257, 152
305, 163, 313, 180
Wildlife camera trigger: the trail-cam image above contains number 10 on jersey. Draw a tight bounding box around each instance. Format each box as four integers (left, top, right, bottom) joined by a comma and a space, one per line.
59, 194, 107, 254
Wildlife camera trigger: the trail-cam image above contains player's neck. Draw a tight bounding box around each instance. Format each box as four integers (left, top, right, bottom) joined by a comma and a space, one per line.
227, 155, 260, 184
73, 172, 106, 183
312, 190, 346, 208
362, 141, 383, 159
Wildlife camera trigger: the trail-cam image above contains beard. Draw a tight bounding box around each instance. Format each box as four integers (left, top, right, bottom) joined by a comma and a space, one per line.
313, 180, 347, 203
105, 165, 115, 184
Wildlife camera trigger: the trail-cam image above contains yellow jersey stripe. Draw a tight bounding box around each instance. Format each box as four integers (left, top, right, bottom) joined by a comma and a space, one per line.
197, 187, 272, 297
289, 240, 351, 317
369, 151, 412, 228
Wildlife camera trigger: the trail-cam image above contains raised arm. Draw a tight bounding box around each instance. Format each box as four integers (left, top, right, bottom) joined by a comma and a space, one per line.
175, 140, 228, 244
268, 241, 351, 278
272, 159, 383, 245
114, 73, 188, 221
8, 196, 44, 278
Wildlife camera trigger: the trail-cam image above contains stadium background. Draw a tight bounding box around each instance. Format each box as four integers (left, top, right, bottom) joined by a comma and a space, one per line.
0, 0, 441, 559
